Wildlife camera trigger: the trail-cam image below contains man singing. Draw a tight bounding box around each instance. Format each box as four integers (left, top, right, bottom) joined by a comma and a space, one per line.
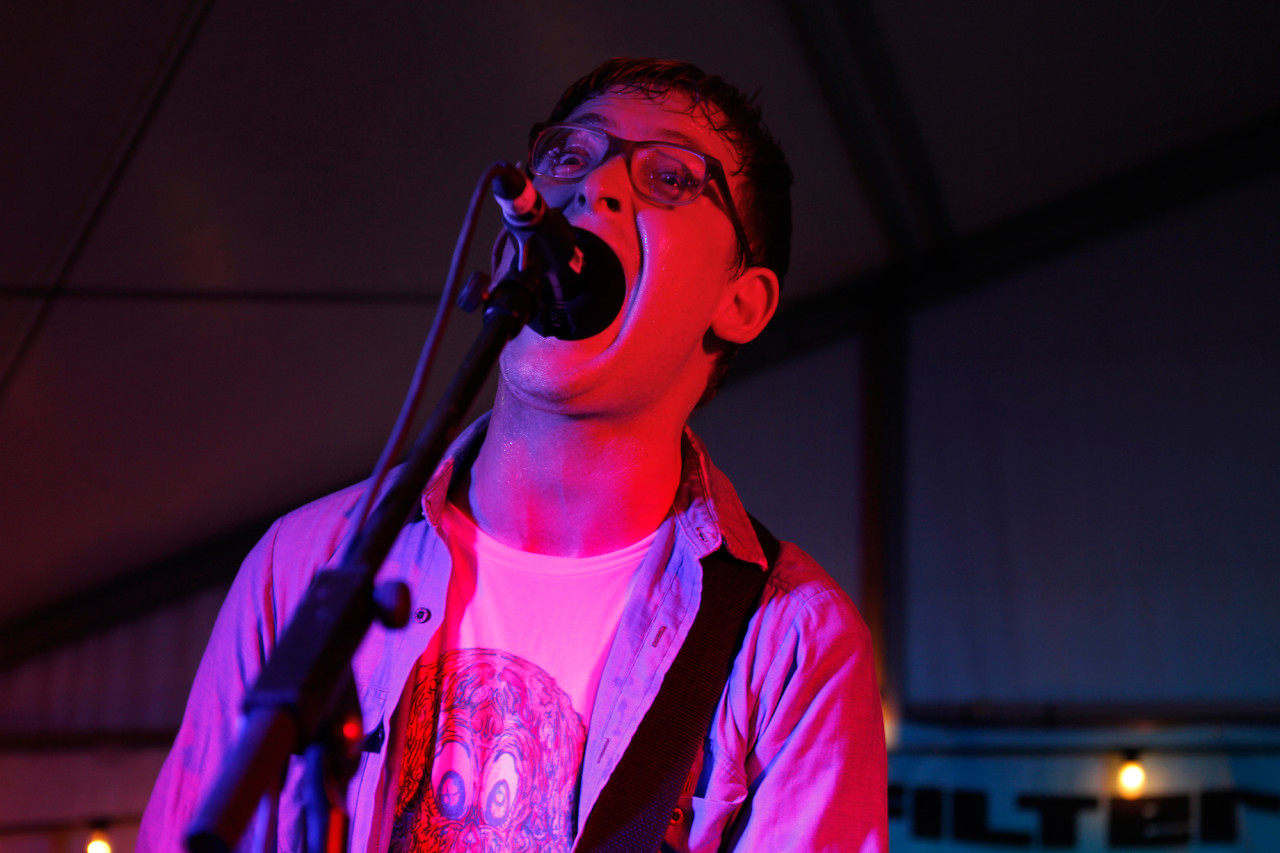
142, 57, 887, 852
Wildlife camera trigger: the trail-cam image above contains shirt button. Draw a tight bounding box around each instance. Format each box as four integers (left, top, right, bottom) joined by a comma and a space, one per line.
670, 806, 685, 825
414, 607, 432, 623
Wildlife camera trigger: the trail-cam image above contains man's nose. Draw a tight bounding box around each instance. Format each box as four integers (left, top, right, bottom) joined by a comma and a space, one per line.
574, 154, 631, 214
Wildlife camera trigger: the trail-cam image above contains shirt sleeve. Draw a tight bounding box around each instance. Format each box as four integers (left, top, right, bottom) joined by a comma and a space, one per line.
740, 584, 887, 851
688, 552, 888, 853
137, 520, 283, 853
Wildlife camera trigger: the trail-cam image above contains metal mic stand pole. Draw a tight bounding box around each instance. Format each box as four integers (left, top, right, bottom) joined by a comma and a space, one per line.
185, 269, 540, 853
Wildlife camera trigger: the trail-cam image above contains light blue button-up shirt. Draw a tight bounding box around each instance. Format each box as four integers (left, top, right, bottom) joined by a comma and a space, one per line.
141, 414, 886, 852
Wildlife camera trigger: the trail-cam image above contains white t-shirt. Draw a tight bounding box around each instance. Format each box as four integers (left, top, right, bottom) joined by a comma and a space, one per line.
387, 503, 656, 852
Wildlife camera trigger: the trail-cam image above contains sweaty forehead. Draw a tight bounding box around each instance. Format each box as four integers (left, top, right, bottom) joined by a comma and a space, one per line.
564, 90, 739, 168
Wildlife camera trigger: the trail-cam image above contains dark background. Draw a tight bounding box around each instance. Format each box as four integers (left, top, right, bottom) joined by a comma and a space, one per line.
1, 1, 1278, 848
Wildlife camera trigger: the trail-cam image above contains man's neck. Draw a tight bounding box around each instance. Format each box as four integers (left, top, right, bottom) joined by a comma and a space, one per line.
456, 396, 685, 558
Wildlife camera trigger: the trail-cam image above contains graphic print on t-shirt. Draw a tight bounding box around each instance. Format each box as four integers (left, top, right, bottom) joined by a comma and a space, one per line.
389, 648, 586, 853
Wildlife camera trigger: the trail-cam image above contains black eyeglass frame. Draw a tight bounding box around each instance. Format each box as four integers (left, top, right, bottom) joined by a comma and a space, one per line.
527, 122, 756, 268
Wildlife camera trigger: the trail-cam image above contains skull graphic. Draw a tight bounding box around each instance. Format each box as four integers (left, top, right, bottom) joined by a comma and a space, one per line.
390, 649, 586, 852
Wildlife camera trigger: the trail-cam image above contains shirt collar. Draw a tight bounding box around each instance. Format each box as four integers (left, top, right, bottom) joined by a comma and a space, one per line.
419, 412, 768, 573
672, 425, 770, 572
420, 411, 491, 526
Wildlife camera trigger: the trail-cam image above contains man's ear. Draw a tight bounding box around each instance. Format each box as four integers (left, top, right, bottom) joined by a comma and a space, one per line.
711, 266, 780, 344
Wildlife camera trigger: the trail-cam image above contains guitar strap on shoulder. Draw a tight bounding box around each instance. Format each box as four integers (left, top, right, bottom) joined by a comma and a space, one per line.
575, 518, 779, 853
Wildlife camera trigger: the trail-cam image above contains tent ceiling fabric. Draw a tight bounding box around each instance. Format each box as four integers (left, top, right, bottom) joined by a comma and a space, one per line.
2, 1, 1278, 634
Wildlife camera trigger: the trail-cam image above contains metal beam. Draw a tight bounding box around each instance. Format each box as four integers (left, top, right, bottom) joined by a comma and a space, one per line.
738, 105, 1280, 376
0, 518, 265, 671
784, 0, 955, 256
0, 0, 218, 407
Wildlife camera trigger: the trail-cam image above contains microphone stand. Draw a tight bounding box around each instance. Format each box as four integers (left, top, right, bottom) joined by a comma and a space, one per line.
185, 268, 541, 853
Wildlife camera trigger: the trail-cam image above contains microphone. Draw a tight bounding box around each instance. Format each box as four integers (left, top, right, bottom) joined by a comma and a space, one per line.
491, 163, 625, 340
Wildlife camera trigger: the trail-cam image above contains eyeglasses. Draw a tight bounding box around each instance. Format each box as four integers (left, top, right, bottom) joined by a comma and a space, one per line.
527, 122, 754, 267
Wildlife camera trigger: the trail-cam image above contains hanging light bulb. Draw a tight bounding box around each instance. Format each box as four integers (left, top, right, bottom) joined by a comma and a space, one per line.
1117, 750, 1147, 800
86, 827, 112, 853
881, 697, 900, 751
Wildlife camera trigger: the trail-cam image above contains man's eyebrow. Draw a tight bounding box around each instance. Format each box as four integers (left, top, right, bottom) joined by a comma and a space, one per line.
568, 111, 704, 149
568, 111, 610, 129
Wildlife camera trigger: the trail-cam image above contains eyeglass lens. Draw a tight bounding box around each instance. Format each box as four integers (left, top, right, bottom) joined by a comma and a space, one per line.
531, 126, 710, 206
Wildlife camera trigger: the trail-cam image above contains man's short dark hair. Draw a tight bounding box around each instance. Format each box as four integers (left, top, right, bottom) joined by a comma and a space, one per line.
547, 57, 792, 284
547, 57, 794, 405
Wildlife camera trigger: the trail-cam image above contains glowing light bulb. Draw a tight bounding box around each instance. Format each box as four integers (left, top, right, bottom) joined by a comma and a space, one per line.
1117, 758, 1146, 799
881, 698, 899, 751
87, 829, 112, 853
342, 717, 362, 743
